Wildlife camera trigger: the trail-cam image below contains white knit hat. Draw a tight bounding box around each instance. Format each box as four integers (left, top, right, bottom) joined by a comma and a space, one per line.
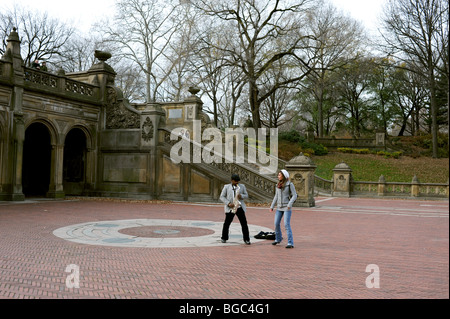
280, 169, 289, 179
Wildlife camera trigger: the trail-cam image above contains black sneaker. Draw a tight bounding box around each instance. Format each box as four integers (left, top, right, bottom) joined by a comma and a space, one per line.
285, 245, 294, 249
221, 239, 227, 243
272, 241, 280, 245
244, 240, 251, 245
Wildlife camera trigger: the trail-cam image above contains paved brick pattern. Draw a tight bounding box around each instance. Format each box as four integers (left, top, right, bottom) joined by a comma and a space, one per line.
0, 197, 448, 299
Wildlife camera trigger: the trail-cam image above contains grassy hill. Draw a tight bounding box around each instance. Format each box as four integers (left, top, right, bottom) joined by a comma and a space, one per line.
311, 152, 449, 183
277, 132, 449, 184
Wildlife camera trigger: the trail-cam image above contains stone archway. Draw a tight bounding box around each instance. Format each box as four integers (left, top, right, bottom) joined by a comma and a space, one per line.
63, 128, 87, 195
22, 122, 51, 197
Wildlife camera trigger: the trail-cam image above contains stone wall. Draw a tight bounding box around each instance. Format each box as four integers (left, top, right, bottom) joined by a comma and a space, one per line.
0, 28, 262, 203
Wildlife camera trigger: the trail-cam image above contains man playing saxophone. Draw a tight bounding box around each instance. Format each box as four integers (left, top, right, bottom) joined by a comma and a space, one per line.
219, 174, 251, 245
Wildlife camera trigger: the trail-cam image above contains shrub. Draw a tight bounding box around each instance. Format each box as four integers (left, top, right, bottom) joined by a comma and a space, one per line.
278, 130, 304, 143
377, 151, 403, 159
303, 142, 328, 156
337, 148, 370, 154
279, 130, 328, 156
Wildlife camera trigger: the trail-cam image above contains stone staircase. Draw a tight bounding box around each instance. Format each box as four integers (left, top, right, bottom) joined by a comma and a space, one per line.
159, 128, 279, 202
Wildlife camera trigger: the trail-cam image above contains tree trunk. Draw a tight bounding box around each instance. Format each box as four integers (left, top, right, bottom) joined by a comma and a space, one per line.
249, 81, 261, 129
429, 66, 438, 158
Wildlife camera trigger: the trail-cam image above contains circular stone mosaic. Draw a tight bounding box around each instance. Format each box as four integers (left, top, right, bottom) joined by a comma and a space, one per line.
53, 219, 273, 248
119, 226, 215, 238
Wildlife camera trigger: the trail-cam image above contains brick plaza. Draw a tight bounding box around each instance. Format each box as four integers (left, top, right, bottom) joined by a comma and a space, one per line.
0, 197, 448, 299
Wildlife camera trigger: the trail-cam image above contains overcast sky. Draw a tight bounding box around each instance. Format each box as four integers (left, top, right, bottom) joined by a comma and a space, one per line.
1, 0, 116, 33
1, 0, 387, 35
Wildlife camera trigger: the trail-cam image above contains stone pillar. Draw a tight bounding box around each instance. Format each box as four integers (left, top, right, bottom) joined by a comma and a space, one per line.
332, 162, 352, 197
285, 152, 317, 207
2, 28, 26, 200
183, 87, 204, 139
377, 175, 386, 196
446, 179, 449, 198
9, 112, 25, 201
141, 102, 165, 199
4, 28, 24, 76
306, 127, 315, 143
87, 51, 116, 104
83, 147, 96, 195
376, 132, 386, 148
411, 175, 420, 197
47, 144, 65, 198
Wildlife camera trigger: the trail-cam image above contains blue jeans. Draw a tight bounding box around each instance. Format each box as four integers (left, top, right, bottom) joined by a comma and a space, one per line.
274, 210, 294, 246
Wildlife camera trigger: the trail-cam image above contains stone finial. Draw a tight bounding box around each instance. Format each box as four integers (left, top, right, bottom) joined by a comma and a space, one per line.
333, 162, 351, 171
7, 27, 20, 43
4, 27, 24, 69
287, 152, 316, 167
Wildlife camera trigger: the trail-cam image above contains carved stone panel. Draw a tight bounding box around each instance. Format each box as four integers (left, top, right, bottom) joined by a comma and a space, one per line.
335, 175, 347, 192
163, 156, 181, 193
141, 117, 154, 142
106, 87, 140, 129
293, 173, 306, 195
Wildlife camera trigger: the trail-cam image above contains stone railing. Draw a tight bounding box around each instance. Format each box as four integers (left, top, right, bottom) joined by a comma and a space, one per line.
314, 175, 333, 195
353, 178, 448, 198
314, 163, 449, 199
158, 127, 277, 201
22, 67, 100, 102
312, 132, 386, 150
159, 125, 448, 201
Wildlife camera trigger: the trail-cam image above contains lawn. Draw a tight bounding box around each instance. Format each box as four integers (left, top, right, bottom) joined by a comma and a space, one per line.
310, 152, 449, 183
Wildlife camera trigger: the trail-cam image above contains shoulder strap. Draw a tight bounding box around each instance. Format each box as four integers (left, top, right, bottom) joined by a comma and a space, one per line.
288, 182, 296, 201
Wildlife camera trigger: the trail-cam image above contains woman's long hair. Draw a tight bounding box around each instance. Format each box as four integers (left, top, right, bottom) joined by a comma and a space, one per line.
277, 171, 287, 189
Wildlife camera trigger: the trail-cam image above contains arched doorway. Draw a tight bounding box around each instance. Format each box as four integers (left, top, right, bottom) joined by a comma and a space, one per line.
63, 128, 87, 195
22, 122, 51, 197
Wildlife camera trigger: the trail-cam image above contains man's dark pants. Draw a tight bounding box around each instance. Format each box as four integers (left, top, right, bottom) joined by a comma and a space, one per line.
221, 207, 250, 242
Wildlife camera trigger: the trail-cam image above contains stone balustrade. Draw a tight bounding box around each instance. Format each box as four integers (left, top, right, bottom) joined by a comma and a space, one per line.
314, 163, 449, 199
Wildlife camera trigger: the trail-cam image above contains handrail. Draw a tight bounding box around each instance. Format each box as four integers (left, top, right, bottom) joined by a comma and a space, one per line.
158, 127, 277, 200
22, 67, 100, 101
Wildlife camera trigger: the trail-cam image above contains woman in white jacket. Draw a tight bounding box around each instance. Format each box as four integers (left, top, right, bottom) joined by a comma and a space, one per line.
270, 169, 297, 248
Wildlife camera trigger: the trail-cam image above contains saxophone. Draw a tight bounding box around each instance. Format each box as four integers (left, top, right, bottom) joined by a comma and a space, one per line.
231, 185, 241, 213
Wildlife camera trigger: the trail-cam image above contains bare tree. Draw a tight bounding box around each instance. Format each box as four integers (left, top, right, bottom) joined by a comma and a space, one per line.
194, 0, 317, 129
332, 57, 377, 137
259, 59, 298, 128
304, 2, 367, 137
162, 2, 202, 101
391, 65, 429, 136
101, 0, 183, 103
114, 62, 146, 102
0, 5, 74, 68
191, 22, 247, 127
381, 0, 449, 157
54, 33, 99, 72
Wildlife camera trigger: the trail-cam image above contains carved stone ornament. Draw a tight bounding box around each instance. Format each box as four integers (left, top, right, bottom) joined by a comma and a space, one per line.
106, 87, 140, 129
141, 116, 154, 142
293, 173, 305, 194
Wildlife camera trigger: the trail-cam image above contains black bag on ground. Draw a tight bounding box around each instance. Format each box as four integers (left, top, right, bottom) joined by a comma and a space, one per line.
254, 231, 276, 240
